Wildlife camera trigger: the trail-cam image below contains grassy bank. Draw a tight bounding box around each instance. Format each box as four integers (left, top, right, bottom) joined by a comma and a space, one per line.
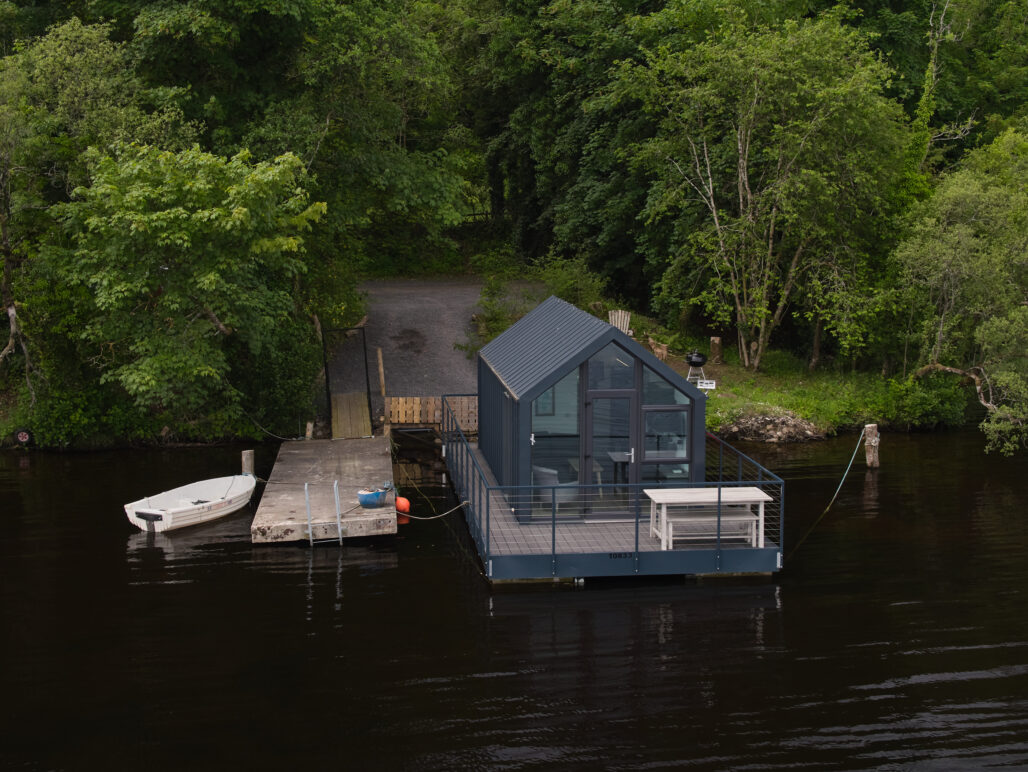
619, 317, 973, 437
663, 352, 972, 437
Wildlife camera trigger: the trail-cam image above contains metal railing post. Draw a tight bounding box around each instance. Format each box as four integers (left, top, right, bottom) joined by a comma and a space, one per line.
333, 479, 343, 545
305, 482, 314, 547
779, 482, 785, 564
551, 487, 557, 577
634, 486, 640, 574
715, 484, 722, 571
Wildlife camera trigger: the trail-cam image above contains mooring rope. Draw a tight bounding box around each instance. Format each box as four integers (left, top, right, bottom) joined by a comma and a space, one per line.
786, 426, 867, 563
400, 501, 469, 521
390, 458, 472, 520
241, 410, 303, 442
394, 462, 440, 513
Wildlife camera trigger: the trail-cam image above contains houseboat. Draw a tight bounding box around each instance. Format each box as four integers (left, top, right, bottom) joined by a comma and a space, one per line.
442, 296, 784, 581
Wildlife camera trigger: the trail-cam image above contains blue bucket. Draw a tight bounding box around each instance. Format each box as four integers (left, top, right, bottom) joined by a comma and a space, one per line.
357, 488, 387, 508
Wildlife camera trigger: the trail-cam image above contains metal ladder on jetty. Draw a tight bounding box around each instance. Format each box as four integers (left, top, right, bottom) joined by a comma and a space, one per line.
304, 481, 346, 546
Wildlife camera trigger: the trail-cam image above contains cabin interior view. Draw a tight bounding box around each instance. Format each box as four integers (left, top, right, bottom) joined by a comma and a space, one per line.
527, 341, 694, 522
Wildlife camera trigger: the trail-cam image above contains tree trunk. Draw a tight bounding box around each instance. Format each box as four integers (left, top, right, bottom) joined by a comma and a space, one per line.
0, 206, 21, 365
737, 327, 749, 368
809, 315, 822, 371
710, 336, 722, 364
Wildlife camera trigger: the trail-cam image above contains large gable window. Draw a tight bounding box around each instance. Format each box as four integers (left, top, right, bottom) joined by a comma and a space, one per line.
589, 343, 635, 390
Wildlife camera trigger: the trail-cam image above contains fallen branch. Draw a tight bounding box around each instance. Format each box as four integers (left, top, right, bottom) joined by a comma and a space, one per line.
913, 362, 994, 411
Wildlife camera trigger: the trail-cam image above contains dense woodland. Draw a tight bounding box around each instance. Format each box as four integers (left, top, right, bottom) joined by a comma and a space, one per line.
0, 0, 1026, 451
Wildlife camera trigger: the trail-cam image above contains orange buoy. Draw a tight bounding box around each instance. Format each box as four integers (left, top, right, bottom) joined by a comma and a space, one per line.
395, 495, 411, 525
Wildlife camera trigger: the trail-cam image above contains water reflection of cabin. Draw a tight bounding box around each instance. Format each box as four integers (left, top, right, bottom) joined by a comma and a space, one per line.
442, 296, 783, 581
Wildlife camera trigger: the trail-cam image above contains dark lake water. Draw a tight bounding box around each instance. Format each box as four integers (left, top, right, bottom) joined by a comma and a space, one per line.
2, 431, 1028, 771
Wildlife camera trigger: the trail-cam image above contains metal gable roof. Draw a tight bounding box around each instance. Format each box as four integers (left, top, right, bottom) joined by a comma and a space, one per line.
479, 296, 706, 406
479, 296, 611, 400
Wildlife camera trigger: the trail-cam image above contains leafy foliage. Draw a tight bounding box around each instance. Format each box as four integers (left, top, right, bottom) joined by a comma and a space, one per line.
0, 19, 195, 410
54, 143, 325, 435
620, 10, 910, 369
896, 129, 1028, 452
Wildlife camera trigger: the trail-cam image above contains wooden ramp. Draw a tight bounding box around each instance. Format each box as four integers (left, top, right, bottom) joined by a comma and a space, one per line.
332, 392, 372, 438
251, 438, 396, 544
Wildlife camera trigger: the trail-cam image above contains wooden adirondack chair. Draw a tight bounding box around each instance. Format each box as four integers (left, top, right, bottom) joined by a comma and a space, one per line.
609, 309, 632, 336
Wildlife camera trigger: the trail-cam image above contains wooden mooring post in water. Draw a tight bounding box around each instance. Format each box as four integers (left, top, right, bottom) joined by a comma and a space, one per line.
865, 424, 880, 468
241, 449, 254, 476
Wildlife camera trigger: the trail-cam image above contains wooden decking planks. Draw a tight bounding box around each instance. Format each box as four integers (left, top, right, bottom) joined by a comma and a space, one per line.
332, 392, 372, 438
487, 505, 664, 556
251, 438, 396, 544
464, 444, 664, 557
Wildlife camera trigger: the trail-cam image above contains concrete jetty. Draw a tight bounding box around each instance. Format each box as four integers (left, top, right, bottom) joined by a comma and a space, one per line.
251, 438, 397, 544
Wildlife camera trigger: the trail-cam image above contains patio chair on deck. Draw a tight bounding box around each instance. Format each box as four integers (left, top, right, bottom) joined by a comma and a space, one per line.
531, 465, 578, 515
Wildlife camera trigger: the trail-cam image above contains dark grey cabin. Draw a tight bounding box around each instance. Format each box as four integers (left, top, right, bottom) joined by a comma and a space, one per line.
441, 296, 784, 581
478, 296, 705, 501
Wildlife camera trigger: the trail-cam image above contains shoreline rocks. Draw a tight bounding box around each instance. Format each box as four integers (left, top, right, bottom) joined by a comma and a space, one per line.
717, 412, 825, 443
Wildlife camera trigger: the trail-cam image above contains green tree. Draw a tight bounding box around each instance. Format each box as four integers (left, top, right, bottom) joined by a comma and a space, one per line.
477, 0, 823, 305
77, 0, 325, 150
242, 0, 481, 283
477, 0, 657, 294
618, 11, 909, 369
55, 143, 325, 435
0, 19, 193, 396
897, 128, 1028, 453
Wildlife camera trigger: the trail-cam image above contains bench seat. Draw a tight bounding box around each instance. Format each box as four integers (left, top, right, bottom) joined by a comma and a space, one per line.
663, 504, 758, 547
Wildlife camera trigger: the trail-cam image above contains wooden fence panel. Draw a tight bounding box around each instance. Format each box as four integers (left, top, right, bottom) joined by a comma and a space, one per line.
386, 396, 478, 433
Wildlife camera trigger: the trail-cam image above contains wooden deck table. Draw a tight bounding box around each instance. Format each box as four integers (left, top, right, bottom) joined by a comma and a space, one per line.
644, 487, 772, 550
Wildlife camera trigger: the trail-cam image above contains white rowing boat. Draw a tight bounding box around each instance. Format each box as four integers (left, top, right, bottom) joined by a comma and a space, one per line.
125, 475, 256, 533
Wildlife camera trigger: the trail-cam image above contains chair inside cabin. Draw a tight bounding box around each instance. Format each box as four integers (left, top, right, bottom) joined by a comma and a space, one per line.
531, 465, 579, 515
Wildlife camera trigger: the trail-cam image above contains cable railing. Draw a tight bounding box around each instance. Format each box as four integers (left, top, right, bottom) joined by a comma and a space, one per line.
704, 431, 785, 551
442, 395, 784, 577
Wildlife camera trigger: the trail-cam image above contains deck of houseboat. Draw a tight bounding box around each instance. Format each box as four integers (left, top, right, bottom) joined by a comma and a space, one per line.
442, 396, 784, 581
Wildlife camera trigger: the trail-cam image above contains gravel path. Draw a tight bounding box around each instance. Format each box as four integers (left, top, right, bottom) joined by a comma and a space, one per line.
360, 278, 483, 399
